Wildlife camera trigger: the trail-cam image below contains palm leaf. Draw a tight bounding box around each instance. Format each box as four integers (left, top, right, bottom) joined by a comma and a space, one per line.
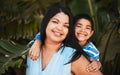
0, 40, 28, 74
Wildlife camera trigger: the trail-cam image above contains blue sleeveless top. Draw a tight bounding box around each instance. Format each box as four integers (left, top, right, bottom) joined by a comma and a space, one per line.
26, 46, 75, 75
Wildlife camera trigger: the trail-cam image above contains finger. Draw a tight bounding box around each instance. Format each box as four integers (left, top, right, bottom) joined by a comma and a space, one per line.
31, 54, 35, 61
87, 67, 94, 72
86, 64, 92, 72
29, 51, 35, 60
90, 58, 94, 62
87, 64, 96, 72
28, 50, 31, 56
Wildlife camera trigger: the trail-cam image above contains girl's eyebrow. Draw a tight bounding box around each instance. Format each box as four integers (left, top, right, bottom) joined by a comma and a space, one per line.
86, 24, 92, 27
76, 22, 82, 25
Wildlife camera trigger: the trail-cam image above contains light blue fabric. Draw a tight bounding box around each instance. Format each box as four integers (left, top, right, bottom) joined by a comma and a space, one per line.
83, 41, 100, 61
34, 32, 100, 61
26, 46, 75, 75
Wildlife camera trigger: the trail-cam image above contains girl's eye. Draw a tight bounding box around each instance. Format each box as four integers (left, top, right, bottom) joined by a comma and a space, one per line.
76, 25, 82, 28
86, 27, 92, 30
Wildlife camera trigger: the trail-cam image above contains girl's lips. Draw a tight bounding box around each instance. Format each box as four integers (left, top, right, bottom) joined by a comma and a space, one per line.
77, 33, 86, 37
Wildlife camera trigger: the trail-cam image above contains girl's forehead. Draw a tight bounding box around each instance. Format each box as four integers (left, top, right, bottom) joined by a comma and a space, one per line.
77, 19, 92, 25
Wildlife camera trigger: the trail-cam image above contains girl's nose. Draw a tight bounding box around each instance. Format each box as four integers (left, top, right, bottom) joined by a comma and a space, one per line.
80, 28, 85, 32
82, 29, 85, 31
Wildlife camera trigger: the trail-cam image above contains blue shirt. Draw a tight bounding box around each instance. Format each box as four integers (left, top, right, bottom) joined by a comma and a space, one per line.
34, 33, 100, 61
26, 45, 75, 75
83, 42, 100, 60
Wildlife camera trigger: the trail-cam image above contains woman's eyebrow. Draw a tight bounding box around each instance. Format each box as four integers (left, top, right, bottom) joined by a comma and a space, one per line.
52, 17, 69, 24
52, 18, 59, 21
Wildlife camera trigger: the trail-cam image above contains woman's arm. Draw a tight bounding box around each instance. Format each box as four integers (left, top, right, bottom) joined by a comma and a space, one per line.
71, 55, 103, 75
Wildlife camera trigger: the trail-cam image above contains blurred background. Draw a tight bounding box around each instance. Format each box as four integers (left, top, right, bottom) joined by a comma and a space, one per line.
0, 0, 120, 75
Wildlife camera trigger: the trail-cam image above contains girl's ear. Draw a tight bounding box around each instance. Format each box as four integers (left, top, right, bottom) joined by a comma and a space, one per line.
90, 30, 94, 37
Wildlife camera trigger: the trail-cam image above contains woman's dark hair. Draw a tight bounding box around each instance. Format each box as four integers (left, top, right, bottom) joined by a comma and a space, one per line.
40, 6, 73, 46
40, 6, 90, 63
74, 13, 94, 30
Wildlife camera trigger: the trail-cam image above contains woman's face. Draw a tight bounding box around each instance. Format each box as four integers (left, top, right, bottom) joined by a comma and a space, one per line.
46, 12, 69, 43
75, 18, 94, 44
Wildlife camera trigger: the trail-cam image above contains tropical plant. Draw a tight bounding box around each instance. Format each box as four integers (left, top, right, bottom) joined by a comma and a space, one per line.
0, 0, 61, 40
0, 0, 120, 75
0, 40, 26, 75
69, 0, 120, 75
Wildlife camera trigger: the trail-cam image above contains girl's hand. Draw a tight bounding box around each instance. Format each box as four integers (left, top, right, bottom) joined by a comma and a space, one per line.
86, 59, 101, 72
28, 40, 41, 61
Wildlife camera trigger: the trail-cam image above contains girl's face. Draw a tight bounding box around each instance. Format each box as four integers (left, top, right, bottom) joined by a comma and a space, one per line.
46, 12, 69, 43
75, 18, 94, 45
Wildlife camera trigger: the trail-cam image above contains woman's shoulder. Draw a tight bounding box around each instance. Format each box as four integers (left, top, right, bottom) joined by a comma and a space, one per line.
62, 46, 76, 54
71, 55, 103, 75
60, 46, 76, 59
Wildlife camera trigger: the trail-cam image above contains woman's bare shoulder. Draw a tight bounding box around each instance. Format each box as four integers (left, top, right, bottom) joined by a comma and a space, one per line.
71, 55, 103, 75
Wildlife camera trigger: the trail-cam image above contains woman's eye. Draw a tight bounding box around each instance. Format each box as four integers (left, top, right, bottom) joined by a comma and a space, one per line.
52, 21, 58, 24
64, 25, 69, 28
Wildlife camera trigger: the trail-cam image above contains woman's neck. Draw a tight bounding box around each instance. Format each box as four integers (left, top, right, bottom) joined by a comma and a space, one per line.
43, 39, 62, 53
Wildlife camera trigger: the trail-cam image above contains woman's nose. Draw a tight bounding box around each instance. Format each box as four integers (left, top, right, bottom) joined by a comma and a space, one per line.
56, 24, 63, 30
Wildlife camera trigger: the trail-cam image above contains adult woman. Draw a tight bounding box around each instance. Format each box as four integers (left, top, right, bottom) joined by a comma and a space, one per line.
26, 6, 102, 75
26, 6, 75, 75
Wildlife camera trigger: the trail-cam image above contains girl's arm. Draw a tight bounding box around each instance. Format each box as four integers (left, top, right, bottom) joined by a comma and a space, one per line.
71, 55, 103, 75
28, 33, 41, 60
86, 59, 102, 72
28, 40, 41, 60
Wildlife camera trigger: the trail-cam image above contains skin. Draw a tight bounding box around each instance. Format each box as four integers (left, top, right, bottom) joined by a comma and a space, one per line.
39, 12, 69, 70
28, 16, 102, 74
71, 55, 103, 75
74, 18, 101, 72
75, 18, 94, 46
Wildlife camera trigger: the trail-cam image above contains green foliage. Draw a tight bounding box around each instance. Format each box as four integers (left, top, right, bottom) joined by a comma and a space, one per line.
69, 0, 120, 75
0, 0, 120, 75
0, 0, 60, 40
0, 40, 28, 74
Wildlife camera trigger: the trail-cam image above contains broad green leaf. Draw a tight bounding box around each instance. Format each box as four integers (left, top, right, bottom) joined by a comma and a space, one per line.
0, 40, 27, 74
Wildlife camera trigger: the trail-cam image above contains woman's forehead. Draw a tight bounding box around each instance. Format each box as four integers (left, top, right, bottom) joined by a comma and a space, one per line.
51, 12, 69, 23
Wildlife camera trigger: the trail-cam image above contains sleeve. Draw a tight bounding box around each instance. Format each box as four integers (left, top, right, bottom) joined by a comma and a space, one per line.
83, 41, 100, 61
34, 32, 41, 40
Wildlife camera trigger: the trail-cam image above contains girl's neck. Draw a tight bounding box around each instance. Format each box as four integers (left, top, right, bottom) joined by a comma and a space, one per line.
79, 41, 88, 47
